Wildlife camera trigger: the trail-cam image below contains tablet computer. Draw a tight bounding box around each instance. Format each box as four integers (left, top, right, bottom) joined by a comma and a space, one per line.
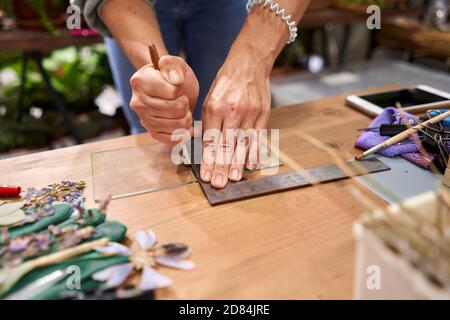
346, 85, 450, 117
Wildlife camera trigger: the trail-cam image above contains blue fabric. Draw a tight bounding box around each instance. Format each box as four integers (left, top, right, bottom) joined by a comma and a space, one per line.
104, 0, 247, 134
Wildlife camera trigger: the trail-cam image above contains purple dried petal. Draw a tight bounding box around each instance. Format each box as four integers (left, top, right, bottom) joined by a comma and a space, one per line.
41, 187, 52, 193
35, 233, 51, 245
9, 238, 30, 252
62, 181, 76, 187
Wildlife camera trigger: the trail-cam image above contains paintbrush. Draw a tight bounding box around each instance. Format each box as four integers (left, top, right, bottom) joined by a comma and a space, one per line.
356, 109, 450, 161
148, 43, 160, 70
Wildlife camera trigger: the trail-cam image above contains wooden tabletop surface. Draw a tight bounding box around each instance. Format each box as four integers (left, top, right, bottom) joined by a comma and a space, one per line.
0, 88, 392, 299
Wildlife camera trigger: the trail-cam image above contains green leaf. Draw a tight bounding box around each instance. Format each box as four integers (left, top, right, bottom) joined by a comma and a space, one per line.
0, 202, 26, 227
0, 202, 23, 217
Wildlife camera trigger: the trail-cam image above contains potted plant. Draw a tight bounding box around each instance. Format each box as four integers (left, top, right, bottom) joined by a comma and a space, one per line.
0, 0, 67, 34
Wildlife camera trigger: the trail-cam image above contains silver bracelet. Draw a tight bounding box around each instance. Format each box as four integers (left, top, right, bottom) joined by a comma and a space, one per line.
246, 0, 298, 44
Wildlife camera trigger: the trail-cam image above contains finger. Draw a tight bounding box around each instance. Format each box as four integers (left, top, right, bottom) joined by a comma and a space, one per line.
130, 65, 182, 100
246, 110, 270, 170
229, 127, 256, 182
159, 55, 199, 108
148, 127, 194, 146
200, 126, 221, 183
130, 94, 189, 119
200, 105, 223, 182
211, 119, 240, 189
158, 55, 185, 86
227, 107, 258, 181
200, 92, 224, 182
141, 110, 193, 134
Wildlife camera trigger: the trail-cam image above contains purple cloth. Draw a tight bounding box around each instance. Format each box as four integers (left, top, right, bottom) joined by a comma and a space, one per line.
355, 107, 430, 168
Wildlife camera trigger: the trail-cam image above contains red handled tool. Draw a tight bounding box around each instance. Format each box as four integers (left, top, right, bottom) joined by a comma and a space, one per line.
0, 185, 21, 197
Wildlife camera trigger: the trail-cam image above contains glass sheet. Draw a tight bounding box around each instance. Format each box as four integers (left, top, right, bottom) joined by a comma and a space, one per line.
92, 140, 284, 201
91, 143, 195, 201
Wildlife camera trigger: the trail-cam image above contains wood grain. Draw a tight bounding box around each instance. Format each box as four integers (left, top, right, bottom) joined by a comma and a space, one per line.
0, 88, 395, 299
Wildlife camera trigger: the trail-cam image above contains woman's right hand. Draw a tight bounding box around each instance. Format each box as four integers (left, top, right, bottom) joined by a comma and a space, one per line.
130, 55, 199, 145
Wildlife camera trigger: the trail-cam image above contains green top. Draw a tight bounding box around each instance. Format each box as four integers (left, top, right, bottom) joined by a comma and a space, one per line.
71, 0, 155, 37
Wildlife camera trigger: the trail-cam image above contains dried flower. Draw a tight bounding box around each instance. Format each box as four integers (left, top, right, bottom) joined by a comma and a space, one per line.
18, 181, 86, 226
0, 226, 95, 268
93, 230, 194, 291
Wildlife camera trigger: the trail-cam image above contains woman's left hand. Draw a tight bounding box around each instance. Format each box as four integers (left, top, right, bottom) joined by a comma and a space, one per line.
200, 45, 272, 189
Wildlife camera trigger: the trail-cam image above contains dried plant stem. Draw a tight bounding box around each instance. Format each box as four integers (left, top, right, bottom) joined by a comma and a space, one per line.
284, 130, 446, 234
0, 238, 109, 297
295, 130, 404, 205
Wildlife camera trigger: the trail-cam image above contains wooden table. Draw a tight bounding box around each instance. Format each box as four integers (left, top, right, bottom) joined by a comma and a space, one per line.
0, 88, 391, 299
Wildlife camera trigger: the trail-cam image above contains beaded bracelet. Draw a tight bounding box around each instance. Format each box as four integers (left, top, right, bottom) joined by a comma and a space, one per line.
246, 0, 298, 44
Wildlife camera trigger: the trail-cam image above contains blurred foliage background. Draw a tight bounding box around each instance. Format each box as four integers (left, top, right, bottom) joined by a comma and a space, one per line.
0, 45, 121, 151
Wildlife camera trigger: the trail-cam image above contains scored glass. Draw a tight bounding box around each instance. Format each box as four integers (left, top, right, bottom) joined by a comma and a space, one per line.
91, 143, 195, 201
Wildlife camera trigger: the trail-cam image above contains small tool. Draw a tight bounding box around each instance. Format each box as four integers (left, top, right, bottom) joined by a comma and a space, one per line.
148, 43, 160, 70
356, 110, 450, 161
0, 185, 21, 197
358, 124, 409, 137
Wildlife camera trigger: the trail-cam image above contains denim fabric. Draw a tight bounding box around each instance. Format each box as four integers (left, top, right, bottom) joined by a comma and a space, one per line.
105, 0, 247, 134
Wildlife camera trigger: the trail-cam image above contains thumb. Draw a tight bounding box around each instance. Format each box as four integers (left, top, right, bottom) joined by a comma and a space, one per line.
159, 55, 186, 86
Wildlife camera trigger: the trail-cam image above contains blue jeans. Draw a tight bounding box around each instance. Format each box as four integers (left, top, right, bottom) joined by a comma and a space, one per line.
105, 0, 247, 134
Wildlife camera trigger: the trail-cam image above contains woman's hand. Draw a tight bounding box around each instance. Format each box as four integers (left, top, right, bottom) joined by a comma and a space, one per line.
199, 2, 310, 189
200, 44, 271, 189
130, 55, 199, 145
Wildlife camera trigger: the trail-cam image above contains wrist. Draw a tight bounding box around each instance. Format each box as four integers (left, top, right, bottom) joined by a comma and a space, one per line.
229, 6, 288, 76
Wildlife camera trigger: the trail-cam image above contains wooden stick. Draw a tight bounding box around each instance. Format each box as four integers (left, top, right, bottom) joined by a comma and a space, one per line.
356, 110, 450, 160
148, 43, 160, 70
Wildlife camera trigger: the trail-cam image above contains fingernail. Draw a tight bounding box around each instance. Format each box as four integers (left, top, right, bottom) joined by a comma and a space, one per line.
202, 170, 211, 182
168, 70, 181, 84
247, 163, 257, 171
230, 169, 239, 181
214, 175, 223, 187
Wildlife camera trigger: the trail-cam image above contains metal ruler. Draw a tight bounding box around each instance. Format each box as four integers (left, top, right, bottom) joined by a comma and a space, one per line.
190, 158, 390, 206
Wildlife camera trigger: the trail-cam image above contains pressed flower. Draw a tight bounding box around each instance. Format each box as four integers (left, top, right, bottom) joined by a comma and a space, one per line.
1, 226, 95, 267
20, 181, 87, 225
93, 230, 194, 291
